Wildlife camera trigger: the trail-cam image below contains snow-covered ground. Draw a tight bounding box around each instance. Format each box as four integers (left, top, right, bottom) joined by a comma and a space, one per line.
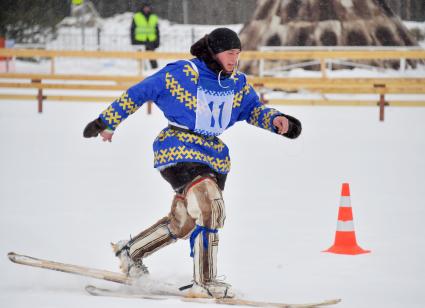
1, 86, 425, 308
1, 14, 425, 308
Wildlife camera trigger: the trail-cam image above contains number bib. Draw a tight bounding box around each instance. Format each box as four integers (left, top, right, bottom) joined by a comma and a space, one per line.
185, 60, 235, 136
194, 85, 234, 136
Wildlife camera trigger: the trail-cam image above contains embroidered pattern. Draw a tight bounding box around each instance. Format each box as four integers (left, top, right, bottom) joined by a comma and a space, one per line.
201, 87, 234, 97
233, 84, 251, 108
157, 128, 225, 152
183, 64, 199, 83
165, 72, 197, 110
101, 105, 122, 129
193, 128, 221, 137
248, 105, 267, 127
118, 92, 140, 115
230, 71, 239, 82
154, 146, 230, 174
262, 109, 280, 131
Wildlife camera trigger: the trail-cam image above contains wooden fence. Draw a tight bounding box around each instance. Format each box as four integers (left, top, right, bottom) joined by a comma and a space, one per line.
1, 48, 425, 121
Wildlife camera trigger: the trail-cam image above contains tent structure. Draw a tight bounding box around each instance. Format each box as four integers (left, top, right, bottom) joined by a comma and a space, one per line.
238, 0, 419, 73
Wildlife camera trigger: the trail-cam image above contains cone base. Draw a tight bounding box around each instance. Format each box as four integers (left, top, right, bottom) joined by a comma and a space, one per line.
323, 245, 370, 255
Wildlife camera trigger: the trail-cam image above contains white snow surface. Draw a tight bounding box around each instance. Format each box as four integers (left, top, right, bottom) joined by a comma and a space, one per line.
2, 82, 425, 308
1, 16, 425, 308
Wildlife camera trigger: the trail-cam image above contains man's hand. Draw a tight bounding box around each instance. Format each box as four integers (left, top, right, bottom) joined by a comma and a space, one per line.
83, 118, 114, 142
100, 130, 114, 142
273, 114, 302, 139
83, 118, 107, 138
273, 116, 289, 135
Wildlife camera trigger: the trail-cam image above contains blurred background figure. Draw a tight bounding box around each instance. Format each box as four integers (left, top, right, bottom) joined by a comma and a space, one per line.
71, 0, 85, 18
131, 2, 160, 69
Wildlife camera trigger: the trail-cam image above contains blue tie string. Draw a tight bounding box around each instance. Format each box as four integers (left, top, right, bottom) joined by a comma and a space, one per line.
189, 224, 218, 257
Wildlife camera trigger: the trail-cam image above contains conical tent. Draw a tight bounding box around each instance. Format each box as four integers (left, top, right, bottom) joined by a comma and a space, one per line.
239, 0, 419, 73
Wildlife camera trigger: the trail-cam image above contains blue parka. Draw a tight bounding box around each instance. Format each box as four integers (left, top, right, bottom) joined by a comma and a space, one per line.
99, 58, 284, 174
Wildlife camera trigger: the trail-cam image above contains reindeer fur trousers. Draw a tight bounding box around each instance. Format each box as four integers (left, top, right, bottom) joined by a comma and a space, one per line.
127, 176, 226, 284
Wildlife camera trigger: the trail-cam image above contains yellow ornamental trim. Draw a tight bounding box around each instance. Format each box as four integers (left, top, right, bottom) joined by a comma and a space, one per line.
183, 64, 199, 83
230, 71, 239, 82
183, 148, 194, 159
213, 155, 230, 171
118, 92, 139, 115
248, 105, 266, 126
154, 145, 230, 173
158, 149, 168, 163
233, 83, 251, 108
194, 151, 203, 160
180, 91, 196, 109
157, 129, 225, 152
184, 133, 196, 144
101, 105, 122, 129
165, 72, 177, 88
262, 109, 280, 131
233, 91, 243, 108
165, 72, 197, 110
175, 146, 184, 159
243, 84, 251, 94
165, 147, 175, 162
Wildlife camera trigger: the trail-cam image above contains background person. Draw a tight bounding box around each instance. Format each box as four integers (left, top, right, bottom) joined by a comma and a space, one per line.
131, 2, 160, 69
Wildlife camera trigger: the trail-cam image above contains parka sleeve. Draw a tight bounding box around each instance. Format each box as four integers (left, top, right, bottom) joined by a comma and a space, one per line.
237, 83, 284, 134
98, 68, 167, 131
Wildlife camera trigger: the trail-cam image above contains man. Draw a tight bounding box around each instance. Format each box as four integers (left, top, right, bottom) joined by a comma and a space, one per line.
71, 0, 84, 18
84, 28, 301, 298
131, 2, 160, 69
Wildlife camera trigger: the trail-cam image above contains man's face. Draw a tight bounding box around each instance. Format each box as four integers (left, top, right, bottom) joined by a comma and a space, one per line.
215, 49, 241, 73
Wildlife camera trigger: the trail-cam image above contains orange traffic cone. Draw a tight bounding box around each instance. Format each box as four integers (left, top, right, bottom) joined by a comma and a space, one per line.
324, 183, 370, 255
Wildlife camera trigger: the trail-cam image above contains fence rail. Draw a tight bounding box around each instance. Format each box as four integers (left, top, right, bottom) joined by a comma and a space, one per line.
1, 48, 425, 121
2, 47, 425, 75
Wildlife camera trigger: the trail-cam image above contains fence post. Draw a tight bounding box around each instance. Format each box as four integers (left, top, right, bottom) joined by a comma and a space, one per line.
375, 84, 388, 122
37, 89, 44, 113
259, 58, 264, 77
32, 79, 44, 113
137, 49, 145, 76
97, 27, 101, 51
191, 27, 195, 45
51, 57, 55, 74
400, 58, 406, 73
0, 37, 8, 72
320, 59, 327, 78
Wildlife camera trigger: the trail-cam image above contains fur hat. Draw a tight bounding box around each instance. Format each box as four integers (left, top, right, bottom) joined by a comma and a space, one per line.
140, 2, 152, 10
207, 28, 241, 54
190, 28, 241, 73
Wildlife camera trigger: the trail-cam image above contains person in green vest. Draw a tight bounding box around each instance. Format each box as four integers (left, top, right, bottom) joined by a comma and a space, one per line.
131, 2, 160, 69
71, 0, 85, 17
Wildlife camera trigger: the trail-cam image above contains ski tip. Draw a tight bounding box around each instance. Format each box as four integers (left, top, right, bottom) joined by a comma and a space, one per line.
7, 252, 17, 261
324, 298, 342, 305
85, 285, 97, 295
